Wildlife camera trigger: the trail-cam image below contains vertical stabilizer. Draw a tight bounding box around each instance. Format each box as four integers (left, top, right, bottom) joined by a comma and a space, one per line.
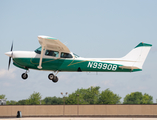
122, 42, 152, 69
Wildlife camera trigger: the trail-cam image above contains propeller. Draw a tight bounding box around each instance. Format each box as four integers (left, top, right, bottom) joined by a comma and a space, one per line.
8, 42, 13, 70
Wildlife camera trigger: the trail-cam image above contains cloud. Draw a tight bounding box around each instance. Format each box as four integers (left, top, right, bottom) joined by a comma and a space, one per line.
132, 74, 152, 82
140, 74, 152, 81
100, 79, 115, 87
137, 86, 148, 91
0, 68, 16, 79
126, 85, 148, 91
2, 82, 13, 87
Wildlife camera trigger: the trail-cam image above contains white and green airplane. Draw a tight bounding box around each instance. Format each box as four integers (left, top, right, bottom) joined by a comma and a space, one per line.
5, 35, 152, 83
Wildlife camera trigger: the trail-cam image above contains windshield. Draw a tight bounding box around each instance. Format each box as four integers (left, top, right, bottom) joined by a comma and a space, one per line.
73, 53, 80, 58
35, 46, 41, 54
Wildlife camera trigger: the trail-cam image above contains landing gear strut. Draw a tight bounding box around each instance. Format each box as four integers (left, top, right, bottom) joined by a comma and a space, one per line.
21, 70, 29, 80
48, 71, 59, 83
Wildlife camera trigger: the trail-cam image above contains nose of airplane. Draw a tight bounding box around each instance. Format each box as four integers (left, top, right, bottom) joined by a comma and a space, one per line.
5, 52, 12, 57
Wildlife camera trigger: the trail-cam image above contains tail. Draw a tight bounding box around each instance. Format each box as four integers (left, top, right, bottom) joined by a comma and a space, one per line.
122, 42, 152, 69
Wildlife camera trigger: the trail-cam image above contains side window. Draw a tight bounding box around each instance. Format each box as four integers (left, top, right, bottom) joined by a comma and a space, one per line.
61, 52, 73, 58
45, 50, 59, 57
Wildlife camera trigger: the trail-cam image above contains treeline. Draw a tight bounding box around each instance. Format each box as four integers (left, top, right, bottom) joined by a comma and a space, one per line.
0, 86, 153, 105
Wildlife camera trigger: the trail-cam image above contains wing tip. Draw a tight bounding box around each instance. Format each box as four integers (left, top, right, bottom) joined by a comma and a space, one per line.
38, 35, 58, 40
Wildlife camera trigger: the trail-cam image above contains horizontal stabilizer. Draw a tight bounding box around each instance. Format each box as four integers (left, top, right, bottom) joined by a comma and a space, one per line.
119, 66, 139, 70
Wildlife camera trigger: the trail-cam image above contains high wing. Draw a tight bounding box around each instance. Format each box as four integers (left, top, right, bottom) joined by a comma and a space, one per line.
38, 35, 70, 53
37, 35, 70, 69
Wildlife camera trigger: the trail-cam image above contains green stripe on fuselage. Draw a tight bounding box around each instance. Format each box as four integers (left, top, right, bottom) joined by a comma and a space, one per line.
13, 58, 141, 72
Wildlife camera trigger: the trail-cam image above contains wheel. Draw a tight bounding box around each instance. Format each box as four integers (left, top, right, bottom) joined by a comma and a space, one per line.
21, 73, 28, 80
52, 76, 58, 83
48, 73, 54, 80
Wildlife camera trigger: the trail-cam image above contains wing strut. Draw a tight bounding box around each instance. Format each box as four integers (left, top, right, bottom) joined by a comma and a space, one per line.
38, 46, 45, 69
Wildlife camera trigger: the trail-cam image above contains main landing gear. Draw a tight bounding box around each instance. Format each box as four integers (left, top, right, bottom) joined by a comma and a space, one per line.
48, 71, 59, 83
48, 73, 58, 83
21, 70, 59, 83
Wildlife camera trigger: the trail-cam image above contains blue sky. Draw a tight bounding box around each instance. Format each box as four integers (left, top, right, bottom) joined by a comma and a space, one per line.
0, 0, 157, 102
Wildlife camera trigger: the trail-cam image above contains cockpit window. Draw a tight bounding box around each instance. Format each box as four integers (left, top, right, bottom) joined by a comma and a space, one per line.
45, 50, 59, 57
73, 53, 80, 58
35, 46, 41, 54
61, 52, 73, 58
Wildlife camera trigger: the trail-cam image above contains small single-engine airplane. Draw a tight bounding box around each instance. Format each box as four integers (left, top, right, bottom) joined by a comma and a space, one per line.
5, 35, 152, 83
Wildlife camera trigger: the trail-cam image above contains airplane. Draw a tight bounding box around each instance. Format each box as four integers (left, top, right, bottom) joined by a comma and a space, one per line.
5, 35, 152, 83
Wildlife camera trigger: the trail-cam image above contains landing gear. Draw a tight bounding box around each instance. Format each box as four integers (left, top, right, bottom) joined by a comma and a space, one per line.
52, 76, 58, 83
48, 71, 59, 83
48, 73, 54, 80
21, 70, 59, 83
21, 73, 28, 79
21, 70, 29, 80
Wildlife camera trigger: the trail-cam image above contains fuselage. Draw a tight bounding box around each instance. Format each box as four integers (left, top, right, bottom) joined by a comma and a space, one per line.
6, 49, 141, 72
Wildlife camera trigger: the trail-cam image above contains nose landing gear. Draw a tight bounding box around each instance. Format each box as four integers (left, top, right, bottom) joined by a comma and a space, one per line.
21, 70, 29, 80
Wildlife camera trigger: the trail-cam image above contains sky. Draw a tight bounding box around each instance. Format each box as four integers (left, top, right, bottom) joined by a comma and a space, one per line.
0, 0, 157, 102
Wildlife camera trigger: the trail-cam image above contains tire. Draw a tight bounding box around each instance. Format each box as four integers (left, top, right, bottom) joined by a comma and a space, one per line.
52, 76, 58, 83
48, 73, 54, 80
21, 73, 28, 80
